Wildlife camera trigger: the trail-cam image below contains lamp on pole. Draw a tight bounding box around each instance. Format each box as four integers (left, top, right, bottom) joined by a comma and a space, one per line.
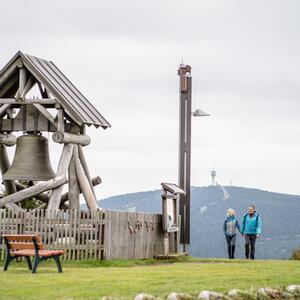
178, 64, 209, 252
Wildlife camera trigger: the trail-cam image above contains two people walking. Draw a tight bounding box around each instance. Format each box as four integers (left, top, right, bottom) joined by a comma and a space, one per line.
223, 205, 262, 259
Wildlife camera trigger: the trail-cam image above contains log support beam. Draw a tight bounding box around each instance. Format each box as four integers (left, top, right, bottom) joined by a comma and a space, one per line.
0, 175, 67, 208
68, 146, 80, 209
75, 155, 99, 210
61, 176, 101, 206
47, 144, 74, 210
52, 132, 90, 146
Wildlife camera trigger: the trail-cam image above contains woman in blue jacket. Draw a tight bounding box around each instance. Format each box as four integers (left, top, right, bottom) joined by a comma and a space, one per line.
223, 208, 241, 259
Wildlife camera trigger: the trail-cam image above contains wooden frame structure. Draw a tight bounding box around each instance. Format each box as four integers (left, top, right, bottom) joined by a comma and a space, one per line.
161, 182, 185, 255
0, 51, 111, 212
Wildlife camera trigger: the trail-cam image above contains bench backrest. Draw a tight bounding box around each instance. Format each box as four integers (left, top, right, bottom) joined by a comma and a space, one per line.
2, 234, 44, 250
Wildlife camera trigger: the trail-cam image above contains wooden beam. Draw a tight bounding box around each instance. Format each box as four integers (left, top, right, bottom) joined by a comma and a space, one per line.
20, 77, 34, 98
0, 99, 57, 105
61, 176, 102, 204
47, 144, 74, 210
75, 155, 99, 211
5, 203, 33, 216
0, 59, 20, 86
37, 82, 48, 98
0, 104, 11, 118
0, 134, 16, 146
32, 203, 47, 210
15, 182, 50, 203
0, 175, 67, 208
52, 132, 90, 146
32, 103, 56, 125
0, 72, 19, 98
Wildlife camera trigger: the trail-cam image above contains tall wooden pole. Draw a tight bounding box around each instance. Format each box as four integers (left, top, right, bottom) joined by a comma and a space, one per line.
178, 64, 192, 250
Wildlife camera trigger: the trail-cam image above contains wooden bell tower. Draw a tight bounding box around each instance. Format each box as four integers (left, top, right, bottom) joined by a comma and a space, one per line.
0, 51, 111, 212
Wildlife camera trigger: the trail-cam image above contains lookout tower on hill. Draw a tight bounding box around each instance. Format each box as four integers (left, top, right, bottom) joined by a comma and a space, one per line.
211, 169, 216, 186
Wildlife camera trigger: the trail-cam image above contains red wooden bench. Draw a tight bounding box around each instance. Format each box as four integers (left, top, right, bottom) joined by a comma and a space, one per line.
2, 234, 64, 273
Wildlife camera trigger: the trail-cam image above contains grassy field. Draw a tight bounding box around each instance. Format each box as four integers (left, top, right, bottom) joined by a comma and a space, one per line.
0, 257, 299, 299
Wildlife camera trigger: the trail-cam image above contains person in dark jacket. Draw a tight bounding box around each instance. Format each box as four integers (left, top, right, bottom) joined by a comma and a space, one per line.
223, 208, 241, 259
241, 205, 262, 259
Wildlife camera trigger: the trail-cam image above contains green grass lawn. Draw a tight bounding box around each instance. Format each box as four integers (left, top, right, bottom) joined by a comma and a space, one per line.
0, 258, 299, 299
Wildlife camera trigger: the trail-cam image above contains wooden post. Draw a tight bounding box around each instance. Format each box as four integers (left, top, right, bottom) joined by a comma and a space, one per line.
47, 144, 74, 210
75, 155, 99, 210
162, 190, 169, 256
56, 105, 64, 132
0, 175, 67, 207
68, 146, 80, 209
0, 145, 17, 194
18, 67, 26, 99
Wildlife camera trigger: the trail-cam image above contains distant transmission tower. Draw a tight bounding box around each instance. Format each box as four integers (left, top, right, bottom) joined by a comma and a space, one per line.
211, 169, 216, 186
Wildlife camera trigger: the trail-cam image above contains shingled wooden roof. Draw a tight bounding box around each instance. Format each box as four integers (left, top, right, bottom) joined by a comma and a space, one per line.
0, 51, 111, 129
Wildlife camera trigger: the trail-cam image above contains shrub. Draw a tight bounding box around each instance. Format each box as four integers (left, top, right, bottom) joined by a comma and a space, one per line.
290, 248, 300, 260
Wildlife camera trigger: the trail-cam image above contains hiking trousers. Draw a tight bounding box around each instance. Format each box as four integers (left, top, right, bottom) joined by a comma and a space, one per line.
225, 235, 236, 259
245, 234, 257, 259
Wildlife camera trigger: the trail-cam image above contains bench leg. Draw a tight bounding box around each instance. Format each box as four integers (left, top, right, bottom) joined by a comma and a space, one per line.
3, 254, 13, 271
32, 256, 40, 274
53, 255, 63, 273
25, 257, 32, 270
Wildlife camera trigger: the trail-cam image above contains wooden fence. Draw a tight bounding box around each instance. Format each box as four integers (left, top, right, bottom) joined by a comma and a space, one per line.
0, 209, 167, 260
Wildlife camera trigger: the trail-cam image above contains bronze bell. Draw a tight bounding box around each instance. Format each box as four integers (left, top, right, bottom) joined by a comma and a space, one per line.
4, 134, 55, 181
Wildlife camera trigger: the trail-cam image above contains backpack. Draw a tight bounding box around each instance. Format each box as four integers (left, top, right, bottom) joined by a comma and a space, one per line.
243, 213, 259, 229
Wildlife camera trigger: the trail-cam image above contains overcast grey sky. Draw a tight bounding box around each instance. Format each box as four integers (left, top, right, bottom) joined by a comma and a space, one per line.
0, 0, 299, 199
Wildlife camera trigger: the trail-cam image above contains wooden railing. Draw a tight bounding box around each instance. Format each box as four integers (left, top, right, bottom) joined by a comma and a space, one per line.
0, 209, 166, 260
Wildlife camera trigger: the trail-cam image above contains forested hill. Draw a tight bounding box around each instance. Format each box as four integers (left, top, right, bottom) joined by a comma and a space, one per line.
97, 186, 300, 259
